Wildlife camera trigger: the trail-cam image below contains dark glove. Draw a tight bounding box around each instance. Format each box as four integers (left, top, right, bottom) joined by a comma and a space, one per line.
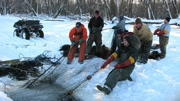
71, 41, 76, 46
78, 39, 83, 44
112, 26, 117, 29
101, 53, 117, 69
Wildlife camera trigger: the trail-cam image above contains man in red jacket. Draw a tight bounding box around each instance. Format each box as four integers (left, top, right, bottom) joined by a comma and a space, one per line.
67, 22, 87, 64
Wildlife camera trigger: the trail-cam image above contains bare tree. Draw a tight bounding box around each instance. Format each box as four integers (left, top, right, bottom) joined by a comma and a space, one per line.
53, 0, 69, 18
172, 0, 179, 17
24, 0, 37, 16
0, 0, 6, 15
164, 0, 172, 18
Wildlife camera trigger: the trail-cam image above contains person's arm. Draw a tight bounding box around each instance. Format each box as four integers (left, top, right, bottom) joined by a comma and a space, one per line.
101, 53, 118, 69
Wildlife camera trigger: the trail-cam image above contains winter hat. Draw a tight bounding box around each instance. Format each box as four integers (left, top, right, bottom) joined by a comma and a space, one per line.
117, 29, 124, 35
76, 22, 81, 28
95, 10, 100, 14
165, 17, 171, 22
124, 36, 132, 45
119, 16, 124, 20
135, 18, 142, 24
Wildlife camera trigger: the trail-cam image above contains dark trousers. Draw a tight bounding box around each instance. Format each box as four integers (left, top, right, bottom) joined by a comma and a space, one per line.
86, 32, 102, 55
159, 36, 169, 58
138, 40, 152, 63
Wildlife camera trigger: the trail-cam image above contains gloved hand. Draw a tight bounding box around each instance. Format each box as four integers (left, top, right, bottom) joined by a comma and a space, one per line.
114, 63, 124, 69
153, 29, 160, 35
98, 27, 102, 31
71, 41, 76, 46
101, 53, 117, 69
157, 31, 165, 36
114, 57, 134, 69
112, 26, 117, 29
78, 39, 83, 44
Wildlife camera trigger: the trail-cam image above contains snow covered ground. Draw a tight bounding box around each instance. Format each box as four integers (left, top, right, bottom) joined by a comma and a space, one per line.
0, 15, 180, 101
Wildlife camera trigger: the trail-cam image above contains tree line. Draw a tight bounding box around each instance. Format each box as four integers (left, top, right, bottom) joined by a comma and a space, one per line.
0, 0, 179, 20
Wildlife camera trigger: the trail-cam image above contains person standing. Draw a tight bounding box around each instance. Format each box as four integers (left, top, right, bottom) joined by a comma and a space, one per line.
133, 18, 153, 64
86, 10, 104, 58
111, 15, 126, 53
67, 22, 87, 64
96, 35, 140, 94
153, 17, 171, 59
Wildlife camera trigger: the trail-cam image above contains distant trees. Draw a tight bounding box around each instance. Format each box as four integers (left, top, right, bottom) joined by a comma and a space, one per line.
0, 0, 179, 20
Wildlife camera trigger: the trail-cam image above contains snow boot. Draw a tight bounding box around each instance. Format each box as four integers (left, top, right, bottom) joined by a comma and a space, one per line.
67, 60, 72, 64
96, 85, 111, 94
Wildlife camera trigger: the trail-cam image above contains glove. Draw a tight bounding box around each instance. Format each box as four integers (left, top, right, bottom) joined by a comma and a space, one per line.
114, 56, 135, 69
71, 41, 76, 46
101, 53, 117, 69
78, 39, 83, 44
153, 29, 160, 35
157, 31, 165, 36
114, 63, 124, 69
112, 26, 117, 29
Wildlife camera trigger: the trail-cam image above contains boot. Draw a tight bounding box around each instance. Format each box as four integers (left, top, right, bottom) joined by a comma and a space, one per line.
96, 85, 111, 94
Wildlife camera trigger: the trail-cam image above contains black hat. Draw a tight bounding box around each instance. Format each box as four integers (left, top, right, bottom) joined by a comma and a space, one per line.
135, 18, 142, 24
124, 36, 131, 45
95, 10, 100, 14
117, 29, 123, 35
76, 22, 81, 28
165, 17, 171, 22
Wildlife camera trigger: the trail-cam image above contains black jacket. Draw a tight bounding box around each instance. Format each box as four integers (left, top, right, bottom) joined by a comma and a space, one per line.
88, 16, 104, 29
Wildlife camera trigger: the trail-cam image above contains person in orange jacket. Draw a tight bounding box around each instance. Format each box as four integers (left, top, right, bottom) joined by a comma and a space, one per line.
67, 22, 88, 64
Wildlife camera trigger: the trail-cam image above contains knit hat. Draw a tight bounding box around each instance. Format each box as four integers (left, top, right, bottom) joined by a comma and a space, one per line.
124, 36, 131, 45
117, 29, 123, 35
95, 10, 100, 14
119, 16, 124, 20
165, 17, 171, 22
135, 18, 142, 24
76, 22, 81, 28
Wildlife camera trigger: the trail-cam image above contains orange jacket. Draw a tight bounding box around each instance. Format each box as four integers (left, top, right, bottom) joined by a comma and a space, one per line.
69, 24, 87, 43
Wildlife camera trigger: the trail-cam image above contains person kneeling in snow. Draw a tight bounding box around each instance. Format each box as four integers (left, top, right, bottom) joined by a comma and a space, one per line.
96, 35, 140, 94
67, 22, 87, 64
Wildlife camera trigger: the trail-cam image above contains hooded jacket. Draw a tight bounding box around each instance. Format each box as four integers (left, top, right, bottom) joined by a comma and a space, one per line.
69, 24, 87, 43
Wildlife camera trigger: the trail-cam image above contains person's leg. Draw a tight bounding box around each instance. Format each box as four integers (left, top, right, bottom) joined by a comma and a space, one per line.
159, 36, 169, 58
142, 40, 152, 63
95, 33, 102, 57
67, 45, 78, 64
78, 42, 86, 63
86, 34, 94, 55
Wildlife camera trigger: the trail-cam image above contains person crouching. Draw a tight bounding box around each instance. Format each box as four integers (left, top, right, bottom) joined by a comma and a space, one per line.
67, 22, 87, 64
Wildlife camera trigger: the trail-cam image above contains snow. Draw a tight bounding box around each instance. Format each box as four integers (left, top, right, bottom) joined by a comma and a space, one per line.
0, 15, 180, 101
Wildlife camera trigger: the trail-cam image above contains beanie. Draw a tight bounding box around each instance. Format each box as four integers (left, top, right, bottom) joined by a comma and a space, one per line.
76, 22, 81, 28
95, 10, 100, 14
124, 36, 131, 45
119, 16, 124, 20
117, 29, 123, 35
165, 17, 171, 22
135, 18, 142, 24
